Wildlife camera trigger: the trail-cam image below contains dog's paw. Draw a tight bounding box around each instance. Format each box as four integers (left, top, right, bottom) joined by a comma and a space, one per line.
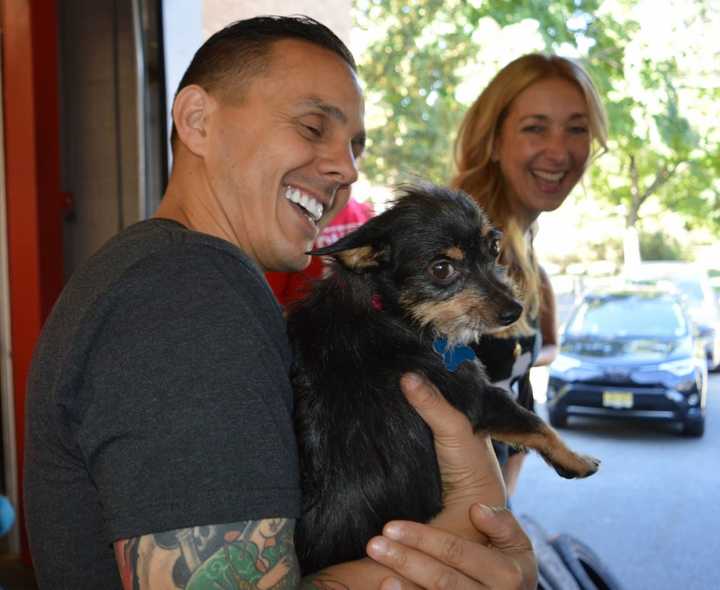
547, 452, 600, 479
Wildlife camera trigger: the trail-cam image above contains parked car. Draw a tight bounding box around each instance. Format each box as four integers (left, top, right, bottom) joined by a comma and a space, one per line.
625, 261, 720, 371
711, 275, 720, 305
547, 286, 708, 436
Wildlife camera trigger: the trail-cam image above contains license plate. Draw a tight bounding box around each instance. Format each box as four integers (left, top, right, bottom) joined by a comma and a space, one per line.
603, 391, 634, 409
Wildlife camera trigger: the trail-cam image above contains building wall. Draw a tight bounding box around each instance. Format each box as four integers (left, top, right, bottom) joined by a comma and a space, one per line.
203, 0, 352, 46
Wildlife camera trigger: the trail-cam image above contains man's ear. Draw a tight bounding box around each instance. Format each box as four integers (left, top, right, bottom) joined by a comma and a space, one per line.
172, 85, 215, 156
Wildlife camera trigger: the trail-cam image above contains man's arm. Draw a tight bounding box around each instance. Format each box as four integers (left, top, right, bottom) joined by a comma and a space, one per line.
115, 518, 307, 590
114, 518, 400, 590
115, 518, 297, 590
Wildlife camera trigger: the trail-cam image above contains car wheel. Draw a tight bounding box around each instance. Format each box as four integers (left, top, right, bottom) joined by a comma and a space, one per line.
682, 416, 705, 437
548, 406, 567, 428
550, 533, 626, 590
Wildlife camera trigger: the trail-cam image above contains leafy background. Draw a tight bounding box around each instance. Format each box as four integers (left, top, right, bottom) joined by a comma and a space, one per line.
351, 0, 720, 270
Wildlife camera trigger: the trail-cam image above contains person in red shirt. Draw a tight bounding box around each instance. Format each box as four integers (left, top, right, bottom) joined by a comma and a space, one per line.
267, 197, 374, 307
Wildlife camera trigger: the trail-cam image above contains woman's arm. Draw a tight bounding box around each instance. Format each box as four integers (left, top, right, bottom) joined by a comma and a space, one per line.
534, 265, 559, 367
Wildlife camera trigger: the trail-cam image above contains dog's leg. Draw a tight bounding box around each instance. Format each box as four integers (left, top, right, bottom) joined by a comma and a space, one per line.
479, 386, 600, 479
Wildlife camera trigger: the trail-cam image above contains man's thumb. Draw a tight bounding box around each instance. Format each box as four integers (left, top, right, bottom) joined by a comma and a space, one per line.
469, 504, 533, 552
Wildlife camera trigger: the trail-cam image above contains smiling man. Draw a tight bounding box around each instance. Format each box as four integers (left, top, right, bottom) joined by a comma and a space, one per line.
24, 16, 536, 590
158, 36, 366, 273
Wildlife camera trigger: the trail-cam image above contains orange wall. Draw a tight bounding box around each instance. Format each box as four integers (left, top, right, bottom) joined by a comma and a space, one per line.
2, 0, 63, 562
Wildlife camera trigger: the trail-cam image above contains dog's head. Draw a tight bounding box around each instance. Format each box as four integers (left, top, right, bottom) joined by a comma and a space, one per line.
311, 183, 523, 345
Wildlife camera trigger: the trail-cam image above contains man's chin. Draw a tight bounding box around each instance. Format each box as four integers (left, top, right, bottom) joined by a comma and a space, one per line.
275, 253, 312, 273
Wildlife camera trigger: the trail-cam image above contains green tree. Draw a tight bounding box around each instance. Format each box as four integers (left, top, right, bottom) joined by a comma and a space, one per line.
354, 0, 632, 184
353, 0, 720, 258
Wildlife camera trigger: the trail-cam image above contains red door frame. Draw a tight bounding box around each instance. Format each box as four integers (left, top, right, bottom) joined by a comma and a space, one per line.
2, 0, 63, 563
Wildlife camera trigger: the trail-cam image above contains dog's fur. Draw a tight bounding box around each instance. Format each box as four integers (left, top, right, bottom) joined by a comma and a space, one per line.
287, 184, 599, 574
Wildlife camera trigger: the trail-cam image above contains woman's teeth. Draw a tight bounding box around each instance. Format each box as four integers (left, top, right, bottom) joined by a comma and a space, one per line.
285, 186, 324, 222
533, 170, 565, 183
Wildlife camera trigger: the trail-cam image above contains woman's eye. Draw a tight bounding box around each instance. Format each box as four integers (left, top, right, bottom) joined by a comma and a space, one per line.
522, 125, 544, 134
429, 260, 458, 284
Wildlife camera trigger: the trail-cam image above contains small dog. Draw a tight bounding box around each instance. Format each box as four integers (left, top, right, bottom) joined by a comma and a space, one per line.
287, 183, 599, 574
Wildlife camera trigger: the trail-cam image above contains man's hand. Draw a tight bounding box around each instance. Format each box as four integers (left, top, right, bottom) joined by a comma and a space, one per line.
361, 372, 537, 589
399, 372, 506, 541
366, 504, 536, 590
307, 373, 537, 589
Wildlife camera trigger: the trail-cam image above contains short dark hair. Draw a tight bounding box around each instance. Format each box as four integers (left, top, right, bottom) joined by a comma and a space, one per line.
170, 15, 357, 149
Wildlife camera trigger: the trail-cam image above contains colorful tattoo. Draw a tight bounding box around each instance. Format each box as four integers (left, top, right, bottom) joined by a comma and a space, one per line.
118, 518, 303, 589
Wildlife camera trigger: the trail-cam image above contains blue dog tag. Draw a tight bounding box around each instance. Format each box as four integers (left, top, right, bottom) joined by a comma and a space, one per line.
432, 337, 476, 372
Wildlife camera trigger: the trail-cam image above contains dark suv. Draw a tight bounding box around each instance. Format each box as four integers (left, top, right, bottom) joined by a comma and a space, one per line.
546, 286, 708, 437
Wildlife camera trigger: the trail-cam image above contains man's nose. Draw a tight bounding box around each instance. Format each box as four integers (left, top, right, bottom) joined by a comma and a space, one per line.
319, 141, 359, 185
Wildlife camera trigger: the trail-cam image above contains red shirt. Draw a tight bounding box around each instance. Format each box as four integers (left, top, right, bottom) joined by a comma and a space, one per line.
266, 198, 374, 307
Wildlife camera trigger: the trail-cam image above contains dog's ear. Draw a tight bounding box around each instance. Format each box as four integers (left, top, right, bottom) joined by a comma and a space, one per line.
310, 216, 391, 271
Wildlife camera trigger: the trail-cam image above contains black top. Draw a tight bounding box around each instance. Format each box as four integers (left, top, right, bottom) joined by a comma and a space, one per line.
24, 219, 300, 589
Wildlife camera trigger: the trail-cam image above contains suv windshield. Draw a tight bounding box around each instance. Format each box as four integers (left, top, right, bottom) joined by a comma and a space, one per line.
567, 294, 688, 338
675, 279, 705, 303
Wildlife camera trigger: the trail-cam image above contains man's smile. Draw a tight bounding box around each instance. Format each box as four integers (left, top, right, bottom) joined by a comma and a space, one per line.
284, 184, 326, 223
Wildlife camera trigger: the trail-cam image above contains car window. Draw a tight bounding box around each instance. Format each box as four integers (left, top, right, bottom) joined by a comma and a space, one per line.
567, 295, 688, 338
671, 278, 704, 303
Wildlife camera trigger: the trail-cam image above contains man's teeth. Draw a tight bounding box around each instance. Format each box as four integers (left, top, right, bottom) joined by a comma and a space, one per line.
285, 186, 324, 222
533, 170, 564, 183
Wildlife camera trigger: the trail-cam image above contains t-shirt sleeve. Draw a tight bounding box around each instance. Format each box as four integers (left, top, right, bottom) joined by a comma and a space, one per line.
74, 246, 300, 542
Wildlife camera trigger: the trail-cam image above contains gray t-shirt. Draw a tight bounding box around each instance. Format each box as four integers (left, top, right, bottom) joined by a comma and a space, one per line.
24, 219, 300, 589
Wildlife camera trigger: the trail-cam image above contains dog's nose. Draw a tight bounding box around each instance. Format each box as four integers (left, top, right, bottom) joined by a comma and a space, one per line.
499, 301, 523, 326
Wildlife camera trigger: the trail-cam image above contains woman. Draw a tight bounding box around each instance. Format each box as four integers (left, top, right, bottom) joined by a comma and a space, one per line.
452, 53, 608, 497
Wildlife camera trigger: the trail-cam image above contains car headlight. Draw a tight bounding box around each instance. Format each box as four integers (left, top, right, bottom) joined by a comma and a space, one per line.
657, 358, 696, 376
551, 354, 582, 373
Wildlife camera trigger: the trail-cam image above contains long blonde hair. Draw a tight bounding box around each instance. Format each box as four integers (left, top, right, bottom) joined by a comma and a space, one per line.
452, 53, 608, 334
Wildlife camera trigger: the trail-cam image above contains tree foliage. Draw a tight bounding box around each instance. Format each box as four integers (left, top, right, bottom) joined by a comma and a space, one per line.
353, 0, 720, 239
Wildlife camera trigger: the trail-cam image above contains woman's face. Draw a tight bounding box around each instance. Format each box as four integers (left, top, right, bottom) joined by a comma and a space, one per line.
493, 77, 591, 223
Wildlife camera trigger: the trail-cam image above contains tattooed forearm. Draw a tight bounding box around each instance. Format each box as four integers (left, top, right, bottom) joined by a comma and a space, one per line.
115, 518, 302, 589
300, 573, 351, 590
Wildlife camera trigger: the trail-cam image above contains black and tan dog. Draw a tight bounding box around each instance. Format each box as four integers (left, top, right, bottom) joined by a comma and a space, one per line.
288, 183, 599, 574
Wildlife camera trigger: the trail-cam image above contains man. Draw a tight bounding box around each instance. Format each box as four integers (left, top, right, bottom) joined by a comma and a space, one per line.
24, 16, 535, 589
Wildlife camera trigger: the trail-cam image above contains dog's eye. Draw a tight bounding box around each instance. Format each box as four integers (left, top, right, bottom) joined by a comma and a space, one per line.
489, 238, 501, 258
428, 260, 458, 284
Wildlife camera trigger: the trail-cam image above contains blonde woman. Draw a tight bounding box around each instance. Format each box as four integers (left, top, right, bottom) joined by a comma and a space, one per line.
452, 53, 608, 498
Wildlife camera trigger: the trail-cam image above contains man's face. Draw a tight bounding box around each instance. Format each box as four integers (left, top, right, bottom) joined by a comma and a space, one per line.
493, 77, 591, 221
203, 39, 365, 272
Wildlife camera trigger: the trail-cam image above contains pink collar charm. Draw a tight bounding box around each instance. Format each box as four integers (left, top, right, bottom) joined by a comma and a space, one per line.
371, 294, 383, 311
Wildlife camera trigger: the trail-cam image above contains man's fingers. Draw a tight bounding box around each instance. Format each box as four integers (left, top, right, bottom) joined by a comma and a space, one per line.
400, 373, 472, 440
469, 504, 533, 553
368, 514, 535, 590
469, 505, 537, 589
367, 534, 473, 590
400, 372, 506, 509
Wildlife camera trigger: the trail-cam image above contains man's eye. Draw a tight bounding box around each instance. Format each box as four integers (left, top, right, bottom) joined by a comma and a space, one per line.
428, 260, 458, 284
303, 124, 322, 137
